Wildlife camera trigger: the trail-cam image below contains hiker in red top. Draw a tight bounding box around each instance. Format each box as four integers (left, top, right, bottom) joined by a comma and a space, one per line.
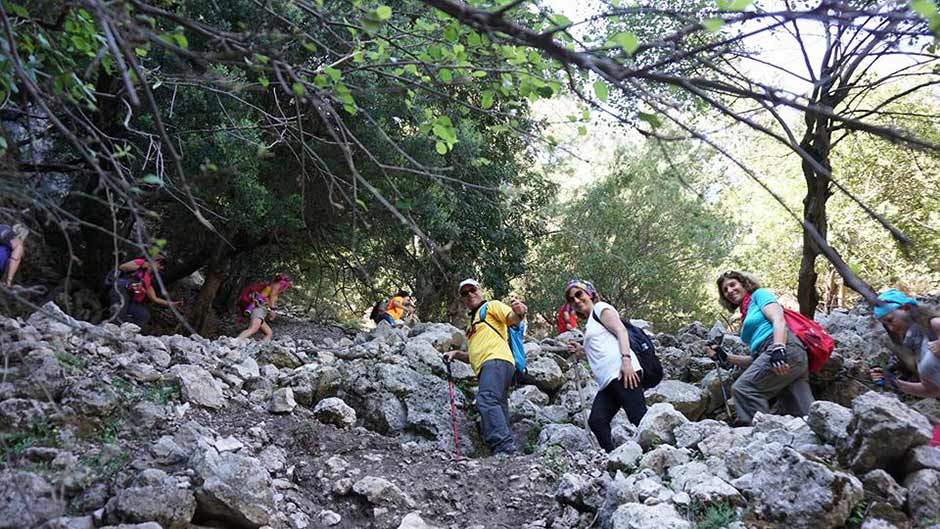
108, 254, 182, 328
236, 273, 292, 342
704, 271, 815, 426
556, 303, 578, 334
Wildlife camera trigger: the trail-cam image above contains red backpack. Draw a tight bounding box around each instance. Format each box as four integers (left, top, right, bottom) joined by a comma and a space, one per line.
741, 293, 835, 373
236, 282, 268, 315
781, 309, 835, 373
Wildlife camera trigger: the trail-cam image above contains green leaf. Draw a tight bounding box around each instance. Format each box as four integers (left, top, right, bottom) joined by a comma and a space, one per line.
355, 198, 368, 211
324, 66, 342, 81
0, 136, 7, 152
302, 41, 318, 53
444, 24, 459, 43
376, 5, 392, 20
439, 68, 453, 82
911, 0, 938, 17
172, 33, 188, 49
292, 82, 306, 96
612, 32, 639, 55
481, 90, 494, 109
716, 0, 752, 11
638, 111, 662, 128
134, 47, 148, 57
702, 18, 725, 32
259, 76, 270, 88
141, 174, 163, 185
3, 1, 28, 17
593, 80, 609, 102
577, 126, 587, 136
435, 141, 447, 155
548, 13, 572, 27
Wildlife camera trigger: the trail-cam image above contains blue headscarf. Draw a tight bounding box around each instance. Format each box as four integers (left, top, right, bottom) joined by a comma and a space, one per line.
874, 289, 919, 319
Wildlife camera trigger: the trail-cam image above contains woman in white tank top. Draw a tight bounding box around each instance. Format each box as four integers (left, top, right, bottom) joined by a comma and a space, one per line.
564, 279, 647, 452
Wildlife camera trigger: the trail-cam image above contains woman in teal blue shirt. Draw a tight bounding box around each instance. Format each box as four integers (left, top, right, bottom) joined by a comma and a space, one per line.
705, 271, 814, 425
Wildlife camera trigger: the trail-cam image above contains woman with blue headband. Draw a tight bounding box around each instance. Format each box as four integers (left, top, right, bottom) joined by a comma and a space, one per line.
564, 279, 647, 452
869, 289, 940, 398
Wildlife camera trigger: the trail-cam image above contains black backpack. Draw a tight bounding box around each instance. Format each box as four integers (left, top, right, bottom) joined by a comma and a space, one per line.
591, 309, 663, 389
369, 298, 389, 323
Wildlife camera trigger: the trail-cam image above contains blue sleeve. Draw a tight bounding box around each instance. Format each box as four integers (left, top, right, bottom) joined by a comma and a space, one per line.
752, 288, 778, 310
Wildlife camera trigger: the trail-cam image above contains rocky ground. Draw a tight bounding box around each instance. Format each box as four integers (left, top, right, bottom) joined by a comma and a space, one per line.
2, 300, 940, 529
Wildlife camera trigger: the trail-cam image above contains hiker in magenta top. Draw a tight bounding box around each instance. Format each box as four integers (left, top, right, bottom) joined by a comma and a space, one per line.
556, 303, 578, 334
705, 271, 814, 426
442, 279, 527, 455
564, 279, 646, 452
869, 289, 940, 398
108, 254, 182, 327
237, 273, 292, 342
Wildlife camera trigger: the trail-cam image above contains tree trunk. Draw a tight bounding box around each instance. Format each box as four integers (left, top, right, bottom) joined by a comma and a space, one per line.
189, 243, 229, 336
796, 117, 833, 318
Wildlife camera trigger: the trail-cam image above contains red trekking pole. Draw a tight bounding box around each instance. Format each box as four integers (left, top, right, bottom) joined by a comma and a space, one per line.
444, 359, 460, 458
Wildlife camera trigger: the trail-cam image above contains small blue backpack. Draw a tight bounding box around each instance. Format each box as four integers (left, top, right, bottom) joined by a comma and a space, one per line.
475, 301, 527, 375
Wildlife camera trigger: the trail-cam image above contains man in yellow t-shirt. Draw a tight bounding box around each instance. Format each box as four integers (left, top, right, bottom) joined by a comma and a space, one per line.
443, 278, 527, 455
386, 290, 409, 323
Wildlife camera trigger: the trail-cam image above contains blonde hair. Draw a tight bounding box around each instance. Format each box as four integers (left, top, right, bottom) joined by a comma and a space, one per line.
716, 270, 761, 312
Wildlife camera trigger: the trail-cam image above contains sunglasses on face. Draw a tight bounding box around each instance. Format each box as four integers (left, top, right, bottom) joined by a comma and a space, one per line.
566, 290, 587, 304
459, 286, 478, 298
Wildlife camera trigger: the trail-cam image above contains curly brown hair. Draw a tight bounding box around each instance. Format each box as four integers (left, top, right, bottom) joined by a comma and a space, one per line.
716, 271, 762, 312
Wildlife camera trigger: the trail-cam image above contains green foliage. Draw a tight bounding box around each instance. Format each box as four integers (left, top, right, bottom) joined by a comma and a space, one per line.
0, 417, 59, 458
691, 501, 739, 529
539, 445, 572, 477
525, 143, 736, 332
82, 450, 130, 478
845, 500, 869, 529
55, 350, 87, 373
828, 92, 940, 293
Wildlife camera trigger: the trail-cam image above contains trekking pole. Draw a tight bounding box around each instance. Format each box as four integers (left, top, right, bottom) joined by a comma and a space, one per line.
712, 359, 734, 423
706, 333, 734, 424
444, 359, 461, 458
570, 350, 599, 450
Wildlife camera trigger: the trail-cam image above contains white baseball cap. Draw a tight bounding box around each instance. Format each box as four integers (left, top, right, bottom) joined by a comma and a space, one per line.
457, 278, 480, 294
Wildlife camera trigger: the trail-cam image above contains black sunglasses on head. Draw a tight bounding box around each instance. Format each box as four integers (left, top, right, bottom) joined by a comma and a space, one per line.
566, 290, 587, 303
460, 286, 478, 298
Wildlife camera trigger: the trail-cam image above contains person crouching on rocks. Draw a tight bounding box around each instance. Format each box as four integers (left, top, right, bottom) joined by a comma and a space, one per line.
563, 279, 646, 452
442, 279, 527, 456
237, 274, 292, 343
869, 289, 940, 398
705, 271, 814, 426
108, 254, 182, 328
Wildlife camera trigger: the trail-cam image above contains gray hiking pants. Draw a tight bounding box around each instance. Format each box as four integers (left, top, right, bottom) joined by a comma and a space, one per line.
477, 359, 517, 455
732, 330, 814, 425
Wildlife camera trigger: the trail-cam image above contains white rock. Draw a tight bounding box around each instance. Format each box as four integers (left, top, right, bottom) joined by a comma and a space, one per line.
313, 397, 357, 428
607, 440, 643, 472
268, 388, 297, 414
214, 436, 244, 453
610, 502, 691, 529
644, 380, 708, 421
636, 403, 689, 449
169, 365, 225, 409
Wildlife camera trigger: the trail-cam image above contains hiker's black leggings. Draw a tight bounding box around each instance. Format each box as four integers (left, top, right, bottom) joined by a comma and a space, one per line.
589, 378, 647, 452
